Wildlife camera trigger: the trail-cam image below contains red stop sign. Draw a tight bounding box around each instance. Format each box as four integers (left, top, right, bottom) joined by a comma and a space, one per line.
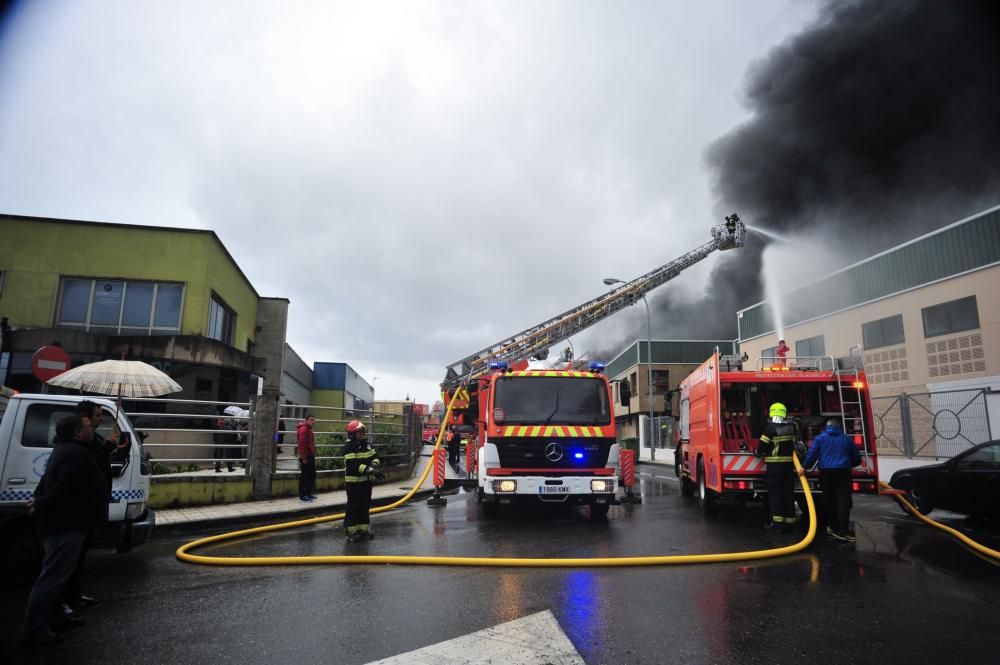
32, 346, 72, 382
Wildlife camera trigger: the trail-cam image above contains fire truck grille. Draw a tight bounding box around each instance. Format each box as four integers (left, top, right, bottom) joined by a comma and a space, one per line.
495, 437, 613, 469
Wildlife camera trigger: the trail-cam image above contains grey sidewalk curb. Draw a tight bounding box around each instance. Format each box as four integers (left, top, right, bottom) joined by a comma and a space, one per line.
153, 487, 439, 537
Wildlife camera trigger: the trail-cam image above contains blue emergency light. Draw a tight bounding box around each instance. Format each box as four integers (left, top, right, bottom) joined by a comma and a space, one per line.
574, 452, 584, 460
588, 362, 605, 373
489, 360, 509, 371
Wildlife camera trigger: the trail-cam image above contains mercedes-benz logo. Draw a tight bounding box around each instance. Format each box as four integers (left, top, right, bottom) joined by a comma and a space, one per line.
544, 442, 564, 462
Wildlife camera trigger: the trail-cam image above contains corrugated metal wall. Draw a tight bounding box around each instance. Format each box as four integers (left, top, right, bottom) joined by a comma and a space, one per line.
739, 207, 1000, 341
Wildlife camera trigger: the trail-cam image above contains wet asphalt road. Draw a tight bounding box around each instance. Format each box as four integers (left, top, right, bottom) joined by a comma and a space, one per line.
3, 471, 999, 665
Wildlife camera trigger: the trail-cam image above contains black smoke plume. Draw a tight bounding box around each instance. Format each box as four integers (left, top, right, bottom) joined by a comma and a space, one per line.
642, 0, 1000, 344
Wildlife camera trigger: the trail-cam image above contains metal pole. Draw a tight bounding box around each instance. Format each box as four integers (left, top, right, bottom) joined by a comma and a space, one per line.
642, 295, 654, 462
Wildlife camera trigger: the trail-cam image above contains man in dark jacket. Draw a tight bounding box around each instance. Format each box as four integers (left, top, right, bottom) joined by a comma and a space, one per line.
447, 426, 460, 468
343, 420, 383, 542
63, 401, 128, 612
22, 414, 108, 646
802, 419, 862, 542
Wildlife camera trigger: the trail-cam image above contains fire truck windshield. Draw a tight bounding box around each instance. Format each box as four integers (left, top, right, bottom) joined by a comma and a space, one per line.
493, 376, 610, 425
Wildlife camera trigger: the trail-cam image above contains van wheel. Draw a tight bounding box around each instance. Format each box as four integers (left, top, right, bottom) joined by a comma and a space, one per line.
697, 459, 717, 514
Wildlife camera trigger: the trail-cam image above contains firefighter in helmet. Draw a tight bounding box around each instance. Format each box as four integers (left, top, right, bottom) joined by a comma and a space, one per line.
756, 402, 801, 529
343, 420, 383, 542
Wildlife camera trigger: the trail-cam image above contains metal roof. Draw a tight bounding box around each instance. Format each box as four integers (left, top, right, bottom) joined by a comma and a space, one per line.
738, 205, 1000, 341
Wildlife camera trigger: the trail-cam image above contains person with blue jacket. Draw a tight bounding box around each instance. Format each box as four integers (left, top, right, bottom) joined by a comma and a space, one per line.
802, 419, 861, 542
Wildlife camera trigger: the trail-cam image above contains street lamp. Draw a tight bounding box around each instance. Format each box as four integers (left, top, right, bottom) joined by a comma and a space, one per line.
371, 376, 378, 433
603, 278, 655, 461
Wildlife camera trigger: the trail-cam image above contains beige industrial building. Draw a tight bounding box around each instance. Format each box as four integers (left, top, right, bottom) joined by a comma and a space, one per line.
736, 205, 999, 396
736, 205, 999, 457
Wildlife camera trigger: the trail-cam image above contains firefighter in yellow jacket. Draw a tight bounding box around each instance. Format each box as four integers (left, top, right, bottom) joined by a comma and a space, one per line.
756, 402, 801, 529
344, 420, 383, 542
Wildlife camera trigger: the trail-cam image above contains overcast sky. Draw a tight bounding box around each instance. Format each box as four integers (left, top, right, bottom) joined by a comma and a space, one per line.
0, 1, 820, 404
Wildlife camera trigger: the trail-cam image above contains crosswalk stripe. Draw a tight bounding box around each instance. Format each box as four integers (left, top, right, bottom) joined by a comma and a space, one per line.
365, 610, 585, 665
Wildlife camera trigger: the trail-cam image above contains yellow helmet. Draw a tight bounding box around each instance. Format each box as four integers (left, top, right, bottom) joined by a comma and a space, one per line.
769, 402, 787, 419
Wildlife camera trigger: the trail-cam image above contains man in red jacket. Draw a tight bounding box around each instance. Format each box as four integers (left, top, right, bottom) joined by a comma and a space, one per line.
297, 415, 317, 502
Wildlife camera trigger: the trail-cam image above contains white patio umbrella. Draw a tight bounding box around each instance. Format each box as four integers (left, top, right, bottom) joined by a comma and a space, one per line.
46, 359, 182, 418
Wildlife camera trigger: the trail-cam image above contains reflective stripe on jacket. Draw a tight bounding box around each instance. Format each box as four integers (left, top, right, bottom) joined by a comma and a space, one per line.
757, 421, 799, 463
344, 439, 382, 483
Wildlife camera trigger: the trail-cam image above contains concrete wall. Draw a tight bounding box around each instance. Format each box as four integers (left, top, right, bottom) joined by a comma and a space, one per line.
282, 344, 313, 406
0, 216, 259, 353
609, 362, 701, 419
148, 465, 413, 508
740, 264, 1000, 397
308, 389, 347, 431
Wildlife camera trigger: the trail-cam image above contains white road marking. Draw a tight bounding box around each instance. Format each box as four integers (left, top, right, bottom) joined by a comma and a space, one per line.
365, 609, 585, 665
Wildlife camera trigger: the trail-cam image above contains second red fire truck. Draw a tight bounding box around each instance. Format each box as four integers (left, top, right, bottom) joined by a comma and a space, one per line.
677, 349, 880, 512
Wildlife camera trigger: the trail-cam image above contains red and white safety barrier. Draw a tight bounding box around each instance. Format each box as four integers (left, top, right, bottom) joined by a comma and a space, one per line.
433, 448, 446, 488
620, 449, 635, 487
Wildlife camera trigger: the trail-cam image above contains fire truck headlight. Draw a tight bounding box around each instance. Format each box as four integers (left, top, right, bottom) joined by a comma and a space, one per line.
494, 479, 517, 493
590, 479, 613, 493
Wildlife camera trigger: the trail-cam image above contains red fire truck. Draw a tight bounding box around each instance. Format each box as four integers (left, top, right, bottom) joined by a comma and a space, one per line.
439, 216, 746, 518
678, 349, 879, 512
448, 362, 620, 518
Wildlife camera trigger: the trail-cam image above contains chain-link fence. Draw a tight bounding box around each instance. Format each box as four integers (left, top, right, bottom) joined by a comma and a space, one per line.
872, 388, 993, 458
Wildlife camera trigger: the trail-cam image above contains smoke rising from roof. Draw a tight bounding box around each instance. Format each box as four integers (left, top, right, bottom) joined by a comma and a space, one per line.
644, 0, 1000, 342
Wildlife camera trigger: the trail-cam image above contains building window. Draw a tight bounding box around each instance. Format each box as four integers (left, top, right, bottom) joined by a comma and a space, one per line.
862, 314, 905, 350
922, 296, 980, 338
56, 278, 183, 335
652, 370, 670, 392
761, 346, 778, 359
795, 335, 825, 357
207, 293, 236, 345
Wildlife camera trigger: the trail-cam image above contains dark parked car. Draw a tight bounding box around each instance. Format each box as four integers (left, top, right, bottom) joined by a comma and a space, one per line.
889, 440, 1000, 520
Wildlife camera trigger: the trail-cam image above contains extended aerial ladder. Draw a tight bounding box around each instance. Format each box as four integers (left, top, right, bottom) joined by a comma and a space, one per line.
442, 214, 746, 390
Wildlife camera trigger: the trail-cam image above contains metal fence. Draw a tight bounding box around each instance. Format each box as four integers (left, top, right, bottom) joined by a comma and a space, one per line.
639, 415, 678, 451
121, 396, 422, 476
872, 388, 993, 458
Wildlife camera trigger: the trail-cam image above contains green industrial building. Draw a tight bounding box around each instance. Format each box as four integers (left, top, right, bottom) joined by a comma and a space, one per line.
0, 213, 274, 401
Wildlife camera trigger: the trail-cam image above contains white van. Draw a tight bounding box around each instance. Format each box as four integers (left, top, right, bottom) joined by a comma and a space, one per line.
0, 394, 155, 576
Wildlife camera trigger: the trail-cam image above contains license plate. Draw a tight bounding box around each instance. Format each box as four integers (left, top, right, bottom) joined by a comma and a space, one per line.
539, 486, 570, 494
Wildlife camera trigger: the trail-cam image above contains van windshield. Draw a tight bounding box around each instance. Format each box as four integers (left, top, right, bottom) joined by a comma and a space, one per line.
493, 377, 610, 425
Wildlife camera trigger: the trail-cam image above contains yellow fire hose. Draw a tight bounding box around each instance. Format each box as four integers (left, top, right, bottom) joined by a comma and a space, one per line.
176, 392, 998, 567
882, 481, 1000, 560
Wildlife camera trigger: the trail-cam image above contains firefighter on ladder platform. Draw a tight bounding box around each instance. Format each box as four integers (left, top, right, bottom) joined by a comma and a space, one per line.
344, 420, 384, 542
775, 339, 790, 368
756, 402, 800, 530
